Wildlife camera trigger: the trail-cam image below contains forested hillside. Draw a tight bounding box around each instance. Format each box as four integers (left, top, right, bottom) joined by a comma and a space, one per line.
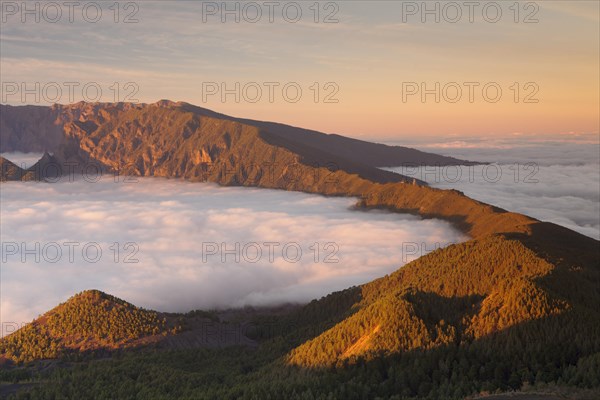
2, 233, 598, 399
0, 290, 171, 364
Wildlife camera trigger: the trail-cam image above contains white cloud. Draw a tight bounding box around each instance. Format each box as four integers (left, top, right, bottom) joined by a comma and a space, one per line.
384, 143, 600, 240
0, 174, 465, 335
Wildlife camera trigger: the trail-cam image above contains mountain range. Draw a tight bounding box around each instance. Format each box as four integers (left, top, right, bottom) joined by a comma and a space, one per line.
0, 101, 598, 399
0, 101, 476, 186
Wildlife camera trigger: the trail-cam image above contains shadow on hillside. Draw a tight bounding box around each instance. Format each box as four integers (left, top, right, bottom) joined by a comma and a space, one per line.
4, 291, 600, 399
248, 287, 363, 347
505, 224, 600, 311
353, 200, 476, 235
285, 309, 600, 399
405, 291, 484, 341
133, 293, 600, 398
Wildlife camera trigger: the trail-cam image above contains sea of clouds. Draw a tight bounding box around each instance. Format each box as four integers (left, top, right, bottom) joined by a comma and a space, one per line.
384, 139, 600, 240
0, 169, 465, 335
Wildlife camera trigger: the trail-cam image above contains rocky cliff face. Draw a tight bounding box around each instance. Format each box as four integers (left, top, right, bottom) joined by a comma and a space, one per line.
0, 100, 481, 181
1, 101, 417, 185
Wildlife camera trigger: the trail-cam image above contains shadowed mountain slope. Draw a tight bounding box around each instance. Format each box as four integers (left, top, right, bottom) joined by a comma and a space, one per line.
286, 234, 600, 368
174, 102, 478, 167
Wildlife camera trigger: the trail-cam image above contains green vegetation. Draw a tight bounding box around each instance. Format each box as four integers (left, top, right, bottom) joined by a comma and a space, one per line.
4, 327, 599, 399
0, 290, 169, 363
2, 235, 599, 399
287, 236, 588, 367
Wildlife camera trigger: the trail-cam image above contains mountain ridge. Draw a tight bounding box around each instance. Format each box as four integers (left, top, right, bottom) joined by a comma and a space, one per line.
0, 101, 478, 169
1, 101, 598, 398
0, 100, 560, 240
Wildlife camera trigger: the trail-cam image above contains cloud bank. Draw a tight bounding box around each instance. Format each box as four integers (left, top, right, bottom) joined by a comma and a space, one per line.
0, 174, 465, 334
384, 142, 600, 239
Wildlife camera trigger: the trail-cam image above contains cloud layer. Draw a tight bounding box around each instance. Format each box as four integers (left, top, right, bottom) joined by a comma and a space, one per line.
385, 142, 600, 239
0, 173, 465, 334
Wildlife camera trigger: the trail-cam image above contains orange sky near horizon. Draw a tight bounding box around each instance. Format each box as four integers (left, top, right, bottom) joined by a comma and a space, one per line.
0, 1, 598, 140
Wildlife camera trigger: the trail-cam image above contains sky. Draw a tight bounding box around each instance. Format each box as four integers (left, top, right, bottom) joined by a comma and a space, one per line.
0, 175, 465, 335
0, 0, 598, 140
